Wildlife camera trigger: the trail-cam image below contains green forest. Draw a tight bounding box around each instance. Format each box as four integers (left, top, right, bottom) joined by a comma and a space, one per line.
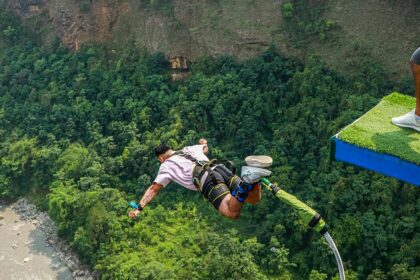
0, 6, 419, 280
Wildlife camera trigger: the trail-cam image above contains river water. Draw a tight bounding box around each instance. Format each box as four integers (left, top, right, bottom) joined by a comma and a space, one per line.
0, 203, 73, 280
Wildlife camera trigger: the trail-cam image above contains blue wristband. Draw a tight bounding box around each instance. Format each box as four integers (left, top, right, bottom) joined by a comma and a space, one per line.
129, 201, 143, 211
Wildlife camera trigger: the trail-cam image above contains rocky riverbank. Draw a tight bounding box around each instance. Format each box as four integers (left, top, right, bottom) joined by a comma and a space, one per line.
0, 198, 95, 280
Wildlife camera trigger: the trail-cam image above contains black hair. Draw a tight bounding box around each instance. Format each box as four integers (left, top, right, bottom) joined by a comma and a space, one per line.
155, 143, 171, 157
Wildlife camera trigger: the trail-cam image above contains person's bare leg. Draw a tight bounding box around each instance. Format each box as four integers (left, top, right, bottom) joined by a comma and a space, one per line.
217, 194, 243, 219
412, 62, 420, 116
410, 47, 420, 116
391, 47, 420, 131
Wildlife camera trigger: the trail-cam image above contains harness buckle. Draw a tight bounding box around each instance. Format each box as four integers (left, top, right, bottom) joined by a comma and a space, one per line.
196, 160, 206, 166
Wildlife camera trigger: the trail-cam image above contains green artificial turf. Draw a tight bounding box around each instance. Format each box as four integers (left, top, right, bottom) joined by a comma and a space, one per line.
337, 92, 420, 165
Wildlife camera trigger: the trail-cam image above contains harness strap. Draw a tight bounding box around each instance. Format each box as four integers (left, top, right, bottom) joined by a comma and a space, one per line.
228, 175, 241, 190
211, 189, 230, 204
167, 150, 233, 209
193, 160, 218, 191
170, 151, 218, 191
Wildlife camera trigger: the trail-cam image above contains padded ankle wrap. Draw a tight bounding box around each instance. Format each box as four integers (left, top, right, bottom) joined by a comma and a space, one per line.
231, 182, 254, 203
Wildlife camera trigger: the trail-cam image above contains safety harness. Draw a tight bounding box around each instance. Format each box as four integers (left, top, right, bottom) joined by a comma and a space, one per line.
168, 151, 238, 207
169, 151, 218, 191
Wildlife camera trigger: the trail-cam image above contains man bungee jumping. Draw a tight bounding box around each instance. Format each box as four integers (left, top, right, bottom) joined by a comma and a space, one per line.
392, 46, 420, 131
128, 138, 269, 219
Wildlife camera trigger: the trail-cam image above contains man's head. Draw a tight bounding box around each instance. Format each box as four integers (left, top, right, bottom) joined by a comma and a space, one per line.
155, 143, 172, 163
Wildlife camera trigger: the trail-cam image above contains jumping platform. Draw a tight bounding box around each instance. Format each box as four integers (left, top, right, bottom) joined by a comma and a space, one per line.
331, 92, 420, 186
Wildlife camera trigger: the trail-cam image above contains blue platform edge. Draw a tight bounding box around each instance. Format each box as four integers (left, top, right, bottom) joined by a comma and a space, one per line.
331, 136, 420, 187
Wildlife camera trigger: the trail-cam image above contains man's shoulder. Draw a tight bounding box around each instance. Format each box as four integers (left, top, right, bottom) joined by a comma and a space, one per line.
182, 145, 197, 151
162, 153, 186, 165
159, 161, 171, 170
182, 145, 209, 161
182, 144, 205, 153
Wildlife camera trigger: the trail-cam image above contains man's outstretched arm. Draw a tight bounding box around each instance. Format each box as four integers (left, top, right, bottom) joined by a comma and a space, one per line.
129, 183, 163, 219
140, 183, 163, 207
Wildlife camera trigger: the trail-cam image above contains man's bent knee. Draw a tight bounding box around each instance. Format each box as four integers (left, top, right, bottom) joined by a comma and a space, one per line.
218, 195, 242, 219
219, 207, 241, 220
225, 212, 240, 220
411, 47, 420, 65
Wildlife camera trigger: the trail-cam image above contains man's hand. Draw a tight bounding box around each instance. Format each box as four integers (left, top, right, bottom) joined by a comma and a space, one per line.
199, 138, 208, 154
129, 209, 141, 219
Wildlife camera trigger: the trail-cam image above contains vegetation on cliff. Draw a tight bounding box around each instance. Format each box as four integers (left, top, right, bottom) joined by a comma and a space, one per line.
0, 7, 419, 280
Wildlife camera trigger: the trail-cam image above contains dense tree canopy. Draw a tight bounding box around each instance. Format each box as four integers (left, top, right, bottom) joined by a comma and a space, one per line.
0, 8, 418, 280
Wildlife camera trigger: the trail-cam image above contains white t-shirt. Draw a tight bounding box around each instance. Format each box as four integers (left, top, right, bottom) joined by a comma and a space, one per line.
153, 144, 209, 190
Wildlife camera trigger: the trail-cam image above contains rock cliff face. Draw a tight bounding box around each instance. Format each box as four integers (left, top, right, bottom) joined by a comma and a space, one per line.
7, 0, 47, 17
6, 0, 286, 59
7, 0, 127, 50
5, 0, 420, 78
47, 0, 128, 50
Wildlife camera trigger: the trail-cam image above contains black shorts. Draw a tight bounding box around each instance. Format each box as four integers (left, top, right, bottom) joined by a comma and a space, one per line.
200, 165, 241, 209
